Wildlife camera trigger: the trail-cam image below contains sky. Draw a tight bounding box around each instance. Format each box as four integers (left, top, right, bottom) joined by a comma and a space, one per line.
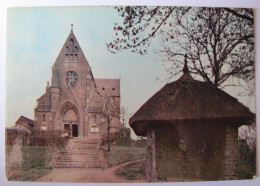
5, 6, 167, 129
1, 1, 260, 186
5, 5, 256, 131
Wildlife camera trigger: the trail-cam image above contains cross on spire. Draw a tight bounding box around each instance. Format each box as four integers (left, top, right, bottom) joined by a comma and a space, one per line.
71, 24, 74, 32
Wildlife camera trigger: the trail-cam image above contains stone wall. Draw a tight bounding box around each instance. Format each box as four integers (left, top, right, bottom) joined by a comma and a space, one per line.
223, 125, 239, 180
155, 123, 226, 181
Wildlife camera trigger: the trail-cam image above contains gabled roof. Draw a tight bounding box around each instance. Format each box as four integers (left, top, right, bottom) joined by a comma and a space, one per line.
95, 78, 120, 97
54, 28, 89, 65
35, 88, 51, 111
15, 115, 34, 125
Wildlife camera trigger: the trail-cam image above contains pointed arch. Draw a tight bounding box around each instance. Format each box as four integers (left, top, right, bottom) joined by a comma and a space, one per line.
57, 101, 81, 122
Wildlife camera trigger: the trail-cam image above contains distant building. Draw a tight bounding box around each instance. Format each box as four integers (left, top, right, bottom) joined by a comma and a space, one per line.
33, 26, 121, 138
15, 115, 34, 131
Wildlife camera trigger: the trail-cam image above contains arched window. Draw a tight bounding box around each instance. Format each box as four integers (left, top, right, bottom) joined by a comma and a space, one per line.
70, 39, 74, 47
74, 46, 78, 53
65, 46, 69, 53
43, 114, 46, 122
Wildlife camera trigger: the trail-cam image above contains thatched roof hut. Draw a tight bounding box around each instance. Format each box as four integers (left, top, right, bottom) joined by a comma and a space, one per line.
129, 58, 255, 182
130, 65, 254, 136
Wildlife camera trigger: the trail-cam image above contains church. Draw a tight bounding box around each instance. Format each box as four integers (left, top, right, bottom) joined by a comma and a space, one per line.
33, 26, 121, 138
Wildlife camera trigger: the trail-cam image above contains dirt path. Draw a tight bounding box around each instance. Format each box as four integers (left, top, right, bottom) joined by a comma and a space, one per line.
37, 159, 145, 183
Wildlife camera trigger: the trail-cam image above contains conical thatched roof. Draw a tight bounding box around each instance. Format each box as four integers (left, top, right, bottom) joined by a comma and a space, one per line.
130, 63, 255, 136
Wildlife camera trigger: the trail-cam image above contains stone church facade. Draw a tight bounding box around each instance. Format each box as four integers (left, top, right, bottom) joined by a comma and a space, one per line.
34, 27, 121, 138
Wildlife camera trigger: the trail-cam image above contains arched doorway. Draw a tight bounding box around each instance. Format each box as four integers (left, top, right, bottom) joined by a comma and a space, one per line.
58, 101, 80, 137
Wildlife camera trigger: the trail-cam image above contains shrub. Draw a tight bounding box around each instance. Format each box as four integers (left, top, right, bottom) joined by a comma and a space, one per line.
237, 140, 256, 179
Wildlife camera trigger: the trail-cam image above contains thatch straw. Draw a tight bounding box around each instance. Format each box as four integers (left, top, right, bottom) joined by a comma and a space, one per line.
130, 73, 254, 136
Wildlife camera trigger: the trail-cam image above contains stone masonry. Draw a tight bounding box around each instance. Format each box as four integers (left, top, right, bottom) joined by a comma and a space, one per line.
34, 27, 121, 139
223, 125, 239, 180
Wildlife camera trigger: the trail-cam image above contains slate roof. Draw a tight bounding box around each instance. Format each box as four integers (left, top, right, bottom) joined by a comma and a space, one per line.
35, 88, 51, 112
15, 115, 34, 125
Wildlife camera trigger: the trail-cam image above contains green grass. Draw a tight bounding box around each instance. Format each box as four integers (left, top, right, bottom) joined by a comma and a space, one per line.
104, 145, 146, 168
115, 160, 146, 180
6, 146, 57, 181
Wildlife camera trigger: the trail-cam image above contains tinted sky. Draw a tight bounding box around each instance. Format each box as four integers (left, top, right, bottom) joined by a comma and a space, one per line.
6, 6, 166, 129
5, 6, 255, 131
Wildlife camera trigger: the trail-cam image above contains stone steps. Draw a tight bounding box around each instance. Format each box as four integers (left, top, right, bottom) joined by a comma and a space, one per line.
52, 137, 103, 168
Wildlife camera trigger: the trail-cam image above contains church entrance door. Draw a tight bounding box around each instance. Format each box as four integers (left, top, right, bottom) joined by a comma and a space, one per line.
72, 124, 78, 137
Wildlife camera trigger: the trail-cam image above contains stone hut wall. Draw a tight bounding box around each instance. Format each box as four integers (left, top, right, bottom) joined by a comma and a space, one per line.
223, 125, 239, 180
155, 123, 227, 181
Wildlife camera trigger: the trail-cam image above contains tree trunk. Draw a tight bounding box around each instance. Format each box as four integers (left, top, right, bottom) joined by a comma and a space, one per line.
146, 128, 156, 182
107, 123, 110, 152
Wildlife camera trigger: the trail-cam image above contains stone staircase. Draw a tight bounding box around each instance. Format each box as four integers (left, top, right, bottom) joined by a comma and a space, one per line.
52, 138, 103, 168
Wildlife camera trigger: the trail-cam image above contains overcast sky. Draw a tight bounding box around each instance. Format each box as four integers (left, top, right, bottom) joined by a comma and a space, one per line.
5, 6, 256, 131
5, 6, 167, 128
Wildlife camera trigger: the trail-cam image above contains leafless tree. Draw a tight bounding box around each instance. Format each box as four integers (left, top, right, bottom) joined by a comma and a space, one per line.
120, 106, 131, 127
239, 123, 256, 150
107, 7, 254, 95
99, 94, 120, 152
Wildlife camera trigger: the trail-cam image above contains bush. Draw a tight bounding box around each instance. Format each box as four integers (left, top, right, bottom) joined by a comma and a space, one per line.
6, 128, 29, 145
6, 129, 68, 147
237, 140, 256, 179
25, 130, 68, 147
114, 128, 132, 146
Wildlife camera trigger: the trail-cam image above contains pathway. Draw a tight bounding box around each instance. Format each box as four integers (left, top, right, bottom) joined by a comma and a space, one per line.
37, 159, 145, 183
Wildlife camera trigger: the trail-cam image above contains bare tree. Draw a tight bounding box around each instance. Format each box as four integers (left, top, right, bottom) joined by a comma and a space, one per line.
239, 123, 256, 150
120, 106, 131, 127
107, 7, 254, 94
99, 94, 120, 152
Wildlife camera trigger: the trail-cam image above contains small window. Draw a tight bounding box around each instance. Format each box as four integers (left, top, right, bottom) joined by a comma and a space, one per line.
112, 88, 115, 91
102, 87, 105, 90
43, 114, 46, 122
41, 125, 47, 131
91, 126, 99, 133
